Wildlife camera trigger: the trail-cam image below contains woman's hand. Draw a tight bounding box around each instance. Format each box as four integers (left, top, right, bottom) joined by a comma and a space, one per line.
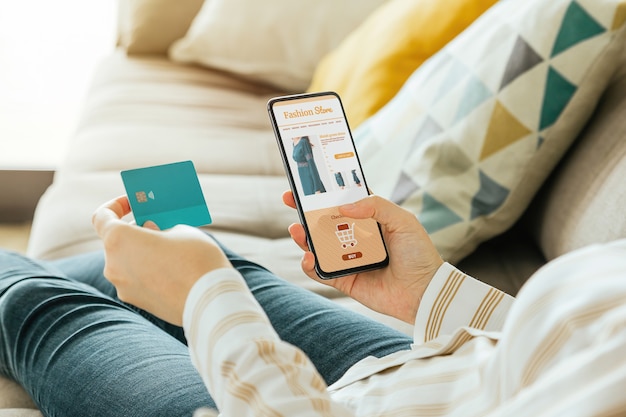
283, 191, 443, 324
92, 196, 232, 326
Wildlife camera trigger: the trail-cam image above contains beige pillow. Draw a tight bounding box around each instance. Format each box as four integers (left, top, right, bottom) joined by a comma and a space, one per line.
118, 0, 205, 55
168, 0, 386, 91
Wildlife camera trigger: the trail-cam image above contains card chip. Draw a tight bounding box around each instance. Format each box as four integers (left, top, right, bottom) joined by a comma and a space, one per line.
136, 191, 148, 203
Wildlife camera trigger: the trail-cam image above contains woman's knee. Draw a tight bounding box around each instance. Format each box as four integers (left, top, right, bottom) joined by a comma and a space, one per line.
0, 278, 68, 373
0, 251, 63, 286
0, 277, 73, 318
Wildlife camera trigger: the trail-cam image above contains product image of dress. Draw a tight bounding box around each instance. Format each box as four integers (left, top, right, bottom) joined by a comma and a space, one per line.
351, 169, 362, 186
293, 137, 326, 195
335, 172, 345, 188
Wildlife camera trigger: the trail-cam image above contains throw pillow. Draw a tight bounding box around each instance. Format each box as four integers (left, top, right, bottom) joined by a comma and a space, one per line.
118, 0, 205, 55
168, 0, 386, 92
355, 0, 626, 263
308, 0, 498, 128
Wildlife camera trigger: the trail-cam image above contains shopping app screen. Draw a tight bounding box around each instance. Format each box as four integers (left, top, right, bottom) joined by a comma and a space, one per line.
271, 94, 387, 274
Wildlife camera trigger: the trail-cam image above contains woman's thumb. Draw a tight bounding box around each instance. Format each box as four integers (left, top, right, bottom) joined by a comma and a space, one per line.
142, 220, 161, 231
339, 195, 405, 227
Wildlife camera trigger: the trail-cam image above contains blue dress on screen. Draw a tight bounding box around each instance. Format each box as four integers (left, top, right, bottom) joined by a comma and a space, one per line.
335, 172, 345, 187
293, 137, 326, 195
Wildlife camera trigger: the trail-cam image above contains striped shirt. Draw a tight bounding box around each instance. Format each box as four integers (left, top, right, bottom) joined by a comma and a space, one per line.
184, 240, 626, 417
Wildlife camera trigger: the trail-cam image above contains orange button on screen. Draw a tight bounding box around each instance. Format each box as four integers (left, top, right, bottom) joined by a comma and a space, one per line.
334, 152, 355, 159
342, 252, 363, 261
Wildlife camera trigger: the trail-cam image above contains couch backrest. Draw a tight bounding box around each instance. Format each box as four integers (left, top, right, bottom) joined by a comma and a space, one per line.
527, 47, 626, 261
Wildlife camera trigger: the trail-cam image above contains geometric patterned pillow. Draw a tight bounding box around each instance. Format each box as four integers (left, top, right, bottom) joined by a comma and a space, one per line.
355, 0, 626, 263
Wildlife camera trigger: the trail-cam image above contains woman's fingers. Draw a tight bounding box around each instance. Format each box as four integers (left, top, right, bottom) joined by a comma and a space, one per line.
288, 223, 309, 252
282, 190, 296, 209
92, 195, 132, 238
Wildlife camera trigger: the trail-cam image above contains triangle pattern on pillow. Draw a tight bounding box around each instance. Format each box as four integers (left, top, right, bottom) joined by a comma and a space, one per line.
408, 116, 444, 157
470, 171, 510, 219
481, 101, 533, 160
500, 36, 544, 90
431, 142, 474, 178
390, 172, 420, 205
552, 1, 606, 57
433, 57, 468, 106
537, 136, 545, 149
539, 67, 578, 131
612, 1, 626, 29
420, 192, 464, 234
454, 75, 493, 123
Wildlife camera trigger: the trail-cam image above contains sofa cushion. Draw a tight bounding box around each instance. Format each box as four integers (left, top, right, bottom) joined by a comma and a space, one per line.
308, 0, 497, 128
0, 410, 42, 417
355, 0, 626, 263
168, 0, 386, 91
117, 0, 204, 55
528, 54, 626, 261
0, 377, 40, 417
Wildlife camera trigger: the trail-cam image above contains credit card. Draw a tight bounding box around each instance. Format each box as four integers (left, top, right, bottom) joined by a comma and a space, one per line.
121, 160, 212, 229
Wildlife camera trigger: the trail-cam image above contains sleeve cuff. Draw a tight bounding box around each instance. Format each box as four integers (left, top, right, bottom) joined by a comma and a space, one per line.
413, 263, 514, 343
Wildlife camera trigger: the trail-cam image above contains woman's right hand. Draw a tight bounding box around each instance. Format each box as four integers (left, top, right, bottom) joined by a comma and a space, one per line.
282, 192, 443, 324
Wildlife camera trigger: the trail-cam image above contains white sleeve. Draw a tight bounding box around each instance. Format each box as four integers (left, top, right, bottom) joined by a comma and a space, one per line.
413, 262, 515, 343
183, 268, 355, 417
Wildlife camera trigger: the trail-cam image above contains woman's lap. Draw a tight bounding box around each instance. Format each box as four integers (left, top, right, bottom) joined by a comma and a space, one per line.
0, 243, 412, 415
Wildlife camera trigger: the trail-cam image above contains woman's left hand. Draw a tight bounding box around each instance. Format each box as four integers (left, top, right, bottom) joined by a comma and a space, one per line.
92, 195, 232, 325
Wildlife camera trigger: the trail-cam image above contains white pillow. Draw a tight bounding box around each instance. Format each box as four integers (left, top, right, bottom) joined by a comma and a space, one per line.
168, 0, 386, 91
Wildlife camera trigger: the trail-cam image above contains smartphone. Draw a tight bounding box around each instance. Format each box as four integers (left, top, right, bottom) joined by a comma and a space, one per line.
268, 91, 389, 279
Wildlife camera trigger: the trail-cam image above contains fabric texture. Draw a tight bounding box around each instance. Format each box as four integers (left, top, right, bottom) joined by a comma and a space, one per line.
117, 0, 204, 55
168, 0, 386, 91
356, 0, 626, 263
308, 0, 497, 128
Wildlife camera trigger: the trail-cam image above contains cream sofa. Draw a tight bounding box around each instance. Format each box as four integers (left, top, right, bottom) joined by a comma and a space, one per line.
2, 1, 626, 415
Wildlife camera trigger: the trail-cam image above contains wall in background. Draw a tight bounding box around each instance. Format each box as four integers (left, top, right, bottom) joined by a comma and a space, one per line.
0, 0, 117, 169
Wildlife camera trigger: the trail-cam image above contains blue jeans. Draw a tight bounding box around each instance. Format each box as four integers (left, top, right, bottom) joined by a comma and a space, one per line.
0, 244, 412, 416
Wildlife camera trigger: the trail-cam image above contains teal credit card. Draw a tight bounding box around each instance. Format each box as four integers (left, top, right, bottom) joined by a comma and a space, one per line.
121, 160, 212, 229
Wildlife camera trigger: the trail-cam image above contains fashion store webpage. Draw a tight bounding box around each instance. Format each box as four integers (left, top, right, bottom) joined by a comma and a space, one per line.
271, 94, 387, 275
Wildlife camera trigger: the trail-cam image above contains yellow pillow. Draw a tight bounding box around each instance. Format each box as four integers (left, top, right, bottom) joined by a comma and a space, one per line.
307, 0, 498, 128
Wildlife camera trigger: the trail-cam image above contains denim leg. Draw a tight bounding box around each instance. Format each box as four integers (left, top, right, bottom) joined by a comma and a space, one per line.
0, 250, 215, 417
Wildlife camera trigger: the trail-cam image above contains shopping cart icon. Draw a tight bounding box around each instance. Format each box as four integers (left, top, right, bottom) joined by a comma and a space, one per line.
335, 223, 357, 249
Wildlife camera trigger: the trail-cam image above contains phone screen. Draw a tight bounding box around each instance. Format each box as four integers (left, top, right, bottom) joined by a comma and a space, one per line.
268, 92, 388, 278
